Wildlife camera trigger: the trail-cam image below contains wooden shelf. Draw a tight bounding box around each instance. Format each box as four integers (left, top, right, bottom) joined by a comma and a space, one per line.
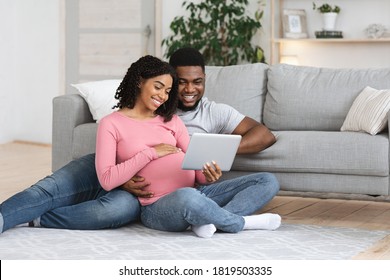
272, 38, 390, 43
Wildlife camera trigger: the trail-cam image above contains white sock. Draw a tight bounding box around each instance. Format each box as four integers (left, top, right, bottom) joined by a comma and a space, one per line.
192, 224, 216, 238
32, 216, 41, 227
243, 213, 281, 231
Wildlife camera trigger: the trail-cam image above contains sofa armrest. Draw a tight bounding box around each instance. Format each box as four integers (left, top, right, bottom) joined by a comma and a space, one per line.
387, 111, 390, 166
52, 94, 94, 171
387, 111, 390, 136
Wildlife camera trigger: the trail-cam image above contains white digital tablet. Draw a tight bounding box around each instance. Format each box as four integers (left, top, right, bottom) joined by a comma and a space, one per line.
182, 133, 241, 171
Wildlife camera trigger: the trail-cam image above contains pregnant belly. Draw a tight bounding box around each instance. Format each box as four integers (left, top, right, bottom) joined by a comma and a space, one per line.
137, 152, 196, 205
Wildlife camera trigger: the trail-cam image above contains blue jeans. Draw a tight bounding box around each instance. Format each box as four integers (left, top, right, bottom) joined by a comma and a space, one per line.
0, 154, 140, 233
140, 173, 279, 233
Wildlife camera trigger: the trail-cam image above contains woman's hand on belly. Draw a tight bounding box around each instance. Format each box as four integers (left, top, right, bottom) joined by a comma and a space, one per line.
153, 143, 182, 158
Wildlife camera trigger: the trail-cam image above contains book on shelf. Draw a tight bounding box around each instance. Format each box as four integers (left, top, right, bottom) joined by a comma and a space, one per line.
315, 30, 343, 39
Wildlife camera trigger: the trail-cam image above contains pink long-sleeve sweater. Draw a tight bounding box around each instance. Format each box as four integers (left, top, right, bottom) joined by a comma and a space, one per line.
95, 112, 207, 206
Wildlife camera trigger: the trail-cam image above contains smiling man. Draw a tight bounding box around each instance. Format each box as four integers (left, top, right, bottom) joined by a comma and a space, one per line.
169, 47, 276, 154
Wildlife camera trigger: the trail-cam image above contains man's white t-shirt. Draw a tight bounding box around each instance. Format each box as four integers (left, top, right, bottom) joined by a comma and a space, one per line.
176, 97, 245, 135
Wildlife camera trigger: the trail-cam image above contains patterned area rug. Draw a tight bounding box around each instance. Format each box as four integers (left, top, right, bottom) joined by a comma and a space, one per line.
0, 223, 388, 260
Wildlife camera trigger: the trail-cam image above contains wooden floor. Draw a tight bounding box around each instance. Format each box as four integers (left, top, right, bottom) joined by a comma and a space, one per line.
1, 142, 390, 259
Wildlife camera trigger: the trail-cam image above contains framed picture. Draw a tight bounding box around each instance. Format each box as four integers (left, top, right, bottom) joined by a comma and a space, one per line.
282, 9, 308, 39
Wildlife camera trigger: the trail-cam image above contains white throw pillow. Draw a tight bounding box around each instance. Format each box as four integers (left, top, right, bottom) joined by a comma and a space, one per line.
71, 79, 121, 122
341, 86, 390, 135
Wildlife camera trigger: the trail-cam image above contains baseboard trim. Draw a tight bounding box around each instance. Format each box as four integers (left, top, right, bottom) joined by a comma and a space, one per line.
13, 140, 52, 147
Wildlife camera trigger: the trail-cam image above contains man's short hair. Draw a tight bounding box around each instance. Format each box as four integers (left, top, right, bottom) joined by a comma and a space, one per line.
169, 47, 205, 71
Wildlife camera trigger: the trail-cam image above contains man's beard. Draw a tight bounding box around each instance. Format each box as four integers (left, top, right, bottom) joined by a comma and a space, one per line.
177, 98, 202, 112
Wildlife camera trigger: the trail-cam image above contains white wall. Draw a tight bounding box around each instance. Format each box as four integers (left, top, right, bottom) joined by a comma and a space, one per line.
0, 0, 17, 144
0, 0, 60, 144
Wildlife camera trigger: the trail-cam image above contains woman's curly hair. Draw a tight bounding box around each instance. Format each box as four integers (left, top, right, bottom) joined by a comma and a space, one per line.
113, 55, 178, 122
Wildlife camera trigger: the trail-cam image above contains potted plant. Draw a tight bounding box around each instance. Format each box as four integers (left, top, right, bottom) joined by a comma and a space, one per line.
162, 0, 266, 66
313, 2, 341, 31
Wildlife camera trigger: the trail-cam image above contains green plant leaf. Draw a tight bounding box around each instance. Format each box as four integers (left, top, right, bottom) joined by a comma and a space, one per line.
162, 0, 266, 65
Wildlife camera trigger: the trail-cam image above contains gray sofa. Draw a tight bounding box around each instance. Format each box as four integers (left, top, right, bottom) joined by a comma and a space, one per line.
53, 63, 390, 196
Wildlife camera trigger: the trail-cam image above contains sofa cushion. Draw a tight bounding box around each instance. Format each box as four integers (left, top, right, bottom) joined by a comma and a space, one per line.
264, 64, 390, 131
205, 63, 269, 123
71, 79, 120, 122
341, 86, 390, 135
232, 130, 389, 177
